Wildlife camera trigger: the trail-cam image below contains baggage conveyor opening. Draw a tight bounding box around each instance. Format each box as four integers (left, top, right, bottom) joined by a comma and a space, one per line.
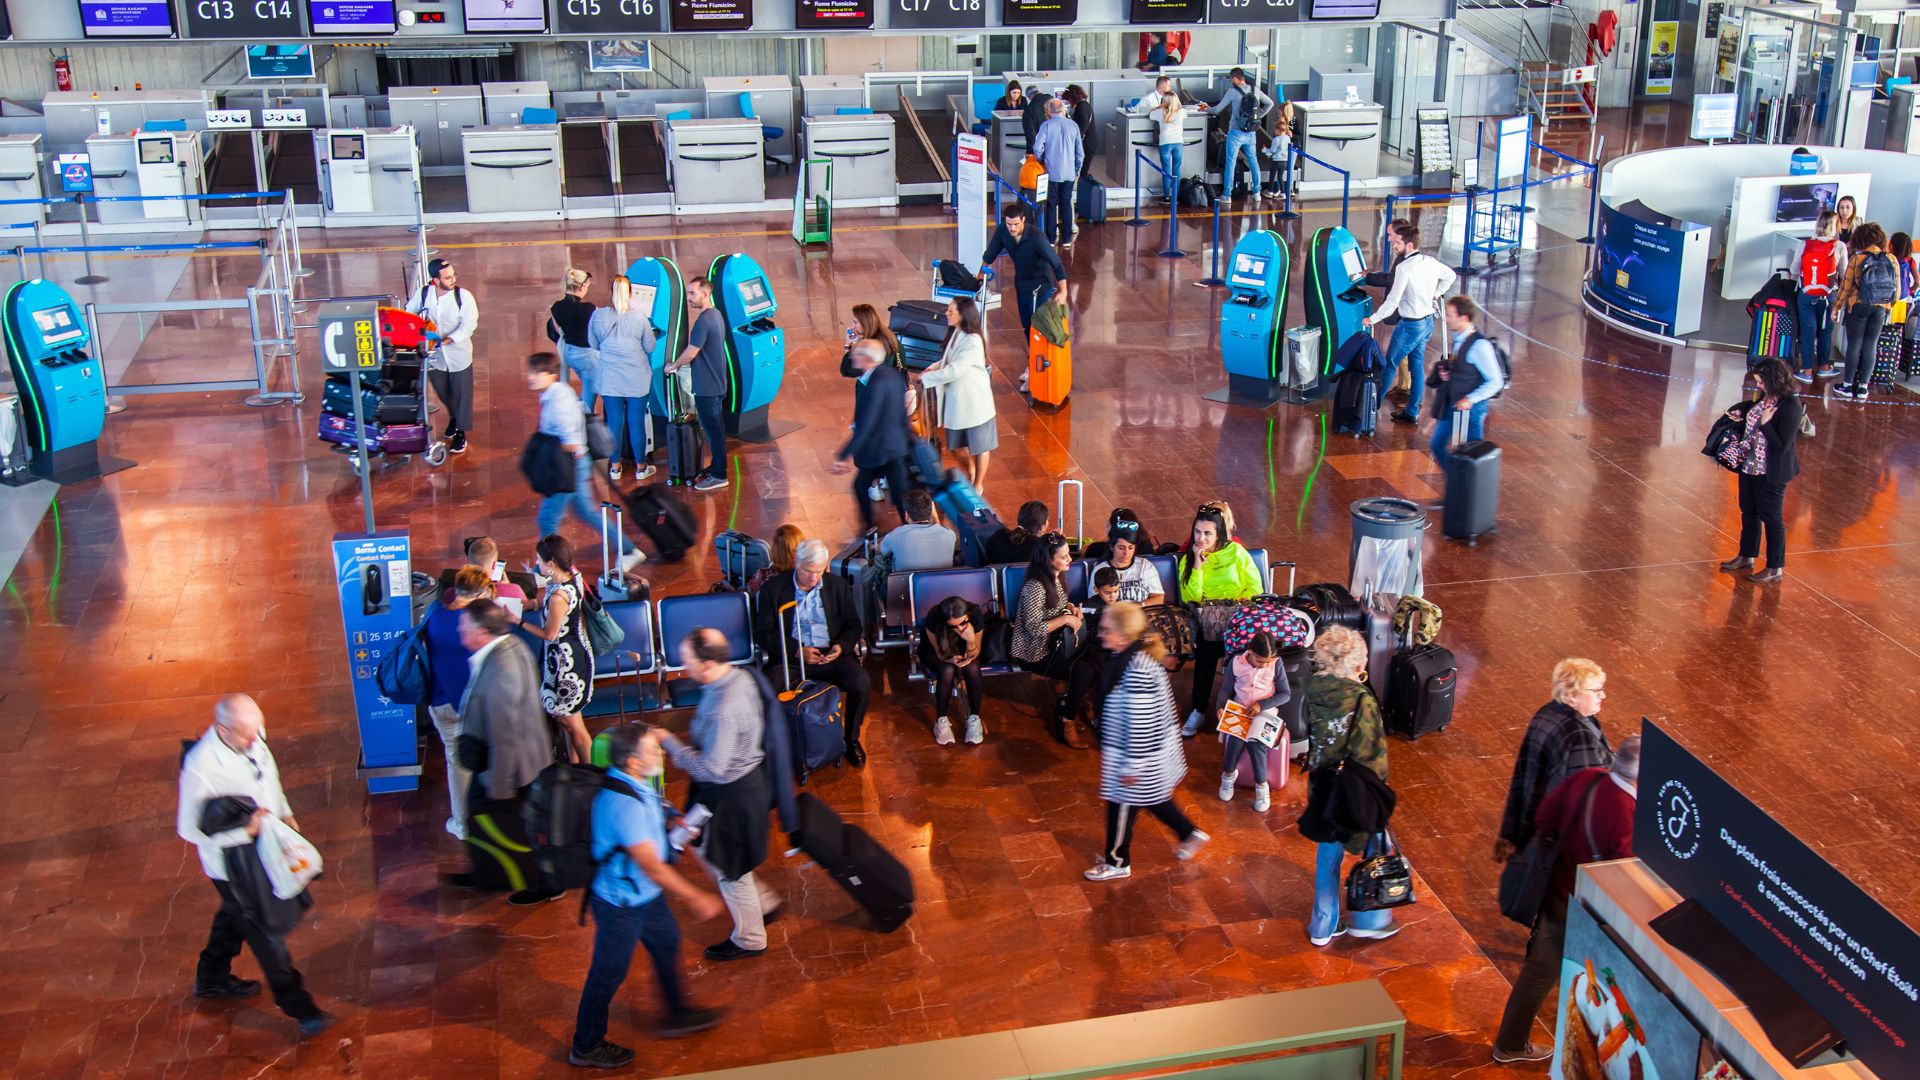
882, 95, 951, 201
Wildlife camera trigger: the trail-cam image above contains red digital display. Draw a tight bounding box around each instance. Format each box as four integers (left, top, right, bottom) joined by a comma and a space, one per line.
417, 10, 445, 21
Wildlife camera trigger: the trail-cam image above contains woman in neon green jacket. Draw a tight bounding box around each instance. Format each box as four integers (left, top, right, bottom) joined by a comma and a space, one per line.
1177, 501, 1264, 736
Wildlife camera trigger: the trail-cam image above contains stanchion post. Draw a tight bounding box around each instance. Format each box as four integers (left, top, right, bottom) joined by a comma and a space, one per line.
244, 284, 279, 408
287, 190, 314, 281
1127, 151, 1150, 227
1580, 136, 1604, 246
32, 216, 46, 280
73, 194, 108, 285
1158, 192, 1187, 259
1457, 185, 1480, 278
1340, 170, 1350, 231
1197, 197, 1226, 287
11, 245, 22, 281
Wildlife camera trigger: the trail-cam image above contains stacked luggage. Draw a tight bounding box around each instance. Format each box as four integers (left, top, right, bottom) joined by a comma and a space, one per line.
1745, 270, 1798, 367
316, 327, 433, 459
889, 299, 948, 372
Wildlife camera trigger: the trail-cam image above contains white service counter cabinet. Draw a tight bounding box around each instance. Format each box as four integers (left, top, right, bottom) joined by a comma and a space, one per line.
802, 114, 897, 207
666, 118, 766, 214
462, 126, 564, 215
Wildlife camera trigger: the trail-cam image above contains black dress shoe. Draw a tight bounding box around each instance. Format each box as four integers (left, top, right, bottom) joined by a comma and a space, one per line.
845, 741, 867, 768
297, 1012, 338, 1040
441, 872, 481, 890
508, 887, 566, 907
194, 975, 262, 999
654, 1005, 726, 1038
1390, 411, 1418, 425
703, 939, 766, 962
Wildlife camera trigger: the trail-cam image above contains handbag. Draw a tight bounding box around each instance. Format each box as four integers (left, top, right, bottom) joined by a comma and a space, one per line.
1497, 778, 1602, 926
1701, 404, 1751, 473
585, 415, 614, 462
1188, 598, 1243, 642
580, 584, 625, 653
1345, 830, 1415, 912
1146, 604, 1198, 663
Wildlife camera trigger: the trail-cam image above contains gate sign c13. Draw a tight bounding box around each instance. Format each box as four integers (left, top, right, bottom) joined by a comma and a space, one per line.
186, 0, 310, 38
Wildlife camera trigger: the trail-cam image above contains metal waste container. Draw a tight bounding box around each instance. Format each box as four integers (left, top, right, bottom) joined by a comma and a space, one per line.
1349, 496, 1427, 598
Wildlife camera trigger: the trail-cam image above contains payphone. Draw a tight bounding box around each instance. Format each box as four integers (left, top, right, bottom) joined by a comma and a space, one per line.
1302, 227, 1373, 382
322, 130, 373, 213
625, 256, 688, 423
1, 280, 129, 484
1217, 230, 1292, 406
707, 253, 789, 443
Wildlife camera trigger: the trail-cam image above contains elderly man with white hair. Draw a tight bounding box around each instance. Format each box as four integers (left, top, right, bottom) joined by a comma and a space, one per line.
753, 538, 872, 767
177, 694, 335, 1039
1030, 96, 1086, 248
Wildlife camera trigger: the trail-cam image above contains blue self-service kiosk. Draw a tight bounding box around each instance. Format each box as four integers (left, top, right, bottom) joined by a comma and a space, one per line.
2, 280, 129, 484
1218, 229, 1291, 406
624, 256, 687, 422
707, 252, 792, 443
1302, 227, 1373, 383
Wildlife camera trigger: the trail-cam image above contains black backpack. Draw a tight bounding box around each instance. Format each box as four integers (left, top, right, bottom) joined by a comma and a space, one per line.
1462, 332, 1513, 399
525, 763, 645, 919
1856, 252, 1899, 306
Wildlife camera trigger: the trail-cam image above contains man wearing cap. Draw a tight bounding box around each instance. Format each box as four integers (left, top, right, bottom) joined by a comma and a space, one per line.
405, 258, 481, 455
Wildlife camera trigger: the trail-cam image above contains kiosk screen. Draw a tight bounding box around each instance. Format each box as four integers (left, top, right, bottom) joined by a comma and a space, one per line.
630, 284, 658, 315
1231, 253, 1268, 286
33, 306, 84, 346
739, 278, 773, 316
1341, 246, 1366, 282
138, 139, 175, 165
330, 134, 367, 160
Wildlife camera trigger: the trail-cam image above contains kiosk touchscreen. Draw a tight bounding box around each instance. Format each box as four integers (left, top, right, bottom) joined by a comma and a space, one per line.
133, 133, 189, 221
322, 131, 374, 214
1303, 227, 1373, 381
1217, 230, 1292, 406
624, 256, 688, 422
707, 253, 794, 443
2, 280, 130, 483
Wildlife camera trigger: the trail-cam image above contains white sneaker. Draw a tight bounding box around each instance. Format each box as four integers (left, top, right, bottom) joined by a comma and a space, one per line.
1253, 782, 1271, 813
608, 463, 623, 480
1084, 861, 1132, 882
964, 714, 984, 744
1347, 923, 1402, 941
1218, 773, 1237, 801
633, 464, 657, 480
619, 547, 647, 573
1181, 710, 1206, 738
445, 816, 466, 841
1175, 829, 1210, 861
933, 717, 956, 746
868, 482, 885, 502
1018, 371, 1030, 391
1309, 925, 1348, 947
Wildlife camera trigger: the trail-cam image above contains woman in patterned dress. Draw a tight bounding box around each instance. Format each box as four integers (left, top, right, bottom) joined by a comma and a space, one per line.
518, 534, 594, 763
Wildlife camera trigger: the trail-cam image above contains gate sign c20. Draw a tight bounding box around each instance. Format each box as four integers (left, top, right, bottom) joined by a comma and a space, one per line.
1635, 721, 1920, 1080
184, 0, 309, 38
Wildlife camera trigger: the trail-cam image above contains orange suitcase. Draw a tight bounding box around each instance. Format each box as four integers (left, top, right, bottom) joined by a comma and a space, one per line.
1028, 325, 1072, 406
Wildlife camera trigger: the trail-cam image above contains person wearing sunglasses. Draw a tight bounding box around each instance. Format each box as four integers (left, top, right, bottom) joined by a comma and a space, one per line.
920, 596, 992, 746
1177, 501, 1263, 736
1492, 658, 1614, 867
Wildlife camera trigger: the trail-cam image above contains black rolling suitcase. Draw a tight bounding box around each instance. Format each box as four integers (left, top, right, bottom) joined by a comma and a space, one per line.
794, 793, 914, 932
889, 299, 949, 345
1442, 424, 1499, 544
620, 486, 696, 562
661, 369, 702, 486
1383, 609, 1455, 739
1076, 176, 1107, 224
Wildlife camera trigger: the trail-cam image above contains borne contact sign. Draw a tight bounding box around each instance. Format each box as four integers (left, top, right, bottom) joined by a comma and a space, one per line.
184, 0, 308, 38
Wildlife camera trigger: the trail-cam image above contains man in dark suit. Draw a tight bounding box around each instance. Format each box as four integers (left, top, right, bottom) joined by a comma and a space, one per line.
832, 338, 910, 531
755, 539, 872, 767
450, 599, 560, 906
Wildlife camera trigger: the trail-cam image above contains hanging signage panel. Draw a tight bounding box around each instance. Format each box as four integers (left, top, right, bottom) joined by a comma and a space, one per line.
889, 0, 986, 29
797, 0, 874, 28
670, 0, 751, 31
184, 0, 308, 38
556, 0, 669, 34
1130, 0, 1205, 23
79, 0, 176, 37
1207, 0, 1304, 24
1002, 0, 1078, 28
307, 0, 397, 34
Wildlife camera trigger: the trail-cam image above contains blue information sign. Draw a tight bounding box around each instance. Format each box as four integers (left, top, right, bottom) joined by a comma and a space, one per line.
332, 531, 419, 794
58, 156, 94, 194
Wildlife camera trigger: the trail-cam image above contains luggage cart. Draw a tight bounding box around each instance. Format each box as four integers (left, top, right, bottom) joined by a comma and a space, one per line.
316, 306, 449, 475
930, 260, 1000, 311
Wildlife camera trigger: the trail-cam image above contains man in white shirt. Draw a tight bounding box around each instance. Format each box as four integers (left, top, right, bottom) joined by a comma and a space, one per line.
404, 258, 481, 455
1362, 222, 1458, 425
177, 694, 334, 1038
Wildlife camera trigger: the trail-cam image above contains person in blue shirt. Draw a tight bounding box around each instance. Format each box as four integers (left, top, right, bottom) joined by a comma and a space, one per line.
1030, 98, 1086, 248
1215, 68, 1275, 202
419, 566, 494, 841
1431, 295, 1506, 471
569, 724, 726, 1070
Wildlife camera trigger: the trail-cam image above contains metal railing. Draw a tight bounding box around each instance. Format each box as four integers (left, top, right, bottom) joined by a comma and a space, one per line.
1382, 134, 1602, 274
1455, 0, 1597, 129
1285, 144, 1351, 230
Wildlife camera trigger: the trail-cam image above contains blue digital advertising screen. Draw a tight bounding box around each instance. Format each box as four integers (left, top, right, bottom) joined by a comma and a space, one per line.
1591, 201, 1688, 331
308, 0, 398, 33
79, 0, 176, 38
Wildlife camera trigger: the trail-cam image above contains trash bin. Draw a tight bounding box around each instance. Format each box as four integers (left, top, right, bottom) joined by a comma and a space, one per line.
1349, 496, 1428, 599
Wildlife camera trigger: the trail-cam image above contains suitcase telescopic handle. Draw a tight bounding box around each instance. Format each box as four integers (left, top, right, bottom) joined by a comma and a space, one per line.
778, 599, 805, 688
1057, 478, 1083, 549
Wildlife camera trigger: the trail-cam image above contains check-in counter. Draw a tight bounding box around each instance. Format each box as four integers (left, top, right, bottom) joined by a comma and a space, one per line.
481, 82, 552, 126
462, 126, 563, 215
0, 135, 44, 227
41, 89, 208, 157
704, 76, 795, 166
992, 110, 1031, 182
388, 86, 483, 171
84, 131, 204, 227
317, 127, 419, 224
799, 75, 866, 119
1293, 100, 1385, 184
666, 117, 765, 214
802, 114, 896, 208
1105, 107, 1209, 193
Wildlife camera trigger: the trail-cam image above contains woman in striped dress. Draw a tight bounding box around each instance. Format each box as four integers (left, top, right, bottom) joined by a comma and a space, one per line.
1084, 601, 1209, 882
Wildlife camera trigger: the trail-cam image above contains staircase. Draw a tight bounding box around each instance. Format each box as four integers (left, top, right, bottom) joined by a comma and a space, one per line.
1454, 0, 1600, 132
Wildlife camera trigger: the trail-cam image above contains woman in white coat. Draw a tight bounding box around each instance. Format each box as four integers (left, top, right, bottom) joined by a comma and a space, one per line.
916, 296, 998, 495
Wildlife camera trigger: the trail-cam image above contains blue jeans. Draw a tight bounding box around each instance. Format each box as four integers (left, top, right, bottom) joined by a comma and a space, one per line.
1310, 837, 1395, 941
538, 453, 634, 554
1795, 292, 1830, 372
572, 894, 688, 1055
1158, 143, 1181, 201
1046, 178, 1076, 244
694, 394, 728, 479
602, 395, 648, 466
1379, 316, 1435, 420
1430, 400, 1491, 468
1224, 129, 1260, 199
562, 343, 599, 413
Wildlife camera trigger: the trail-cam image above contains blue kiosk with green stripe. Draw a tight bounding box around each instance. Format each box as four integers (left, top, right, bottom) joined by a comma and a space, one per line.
624, 255, 688, 422
707, 252, 797, 442
1217, 229, 1291, 406
1302, 226, 1374, 385
2, 280, 128, 484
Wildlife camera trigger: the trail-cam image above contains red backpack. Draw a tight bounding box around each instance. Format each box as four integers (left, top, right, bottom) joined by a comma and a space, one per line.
1800, 237, 1839, 296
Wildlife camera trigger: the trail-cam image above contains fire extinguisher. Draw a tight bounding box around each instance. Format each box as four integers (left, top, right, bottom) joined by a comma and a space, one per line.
53, 57, 73, 93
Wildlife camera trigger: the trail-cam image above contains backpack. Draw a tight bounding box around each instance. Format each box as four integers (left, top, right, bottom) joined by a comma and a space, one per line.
526, 763, 644, 905
1222, 595, 1315, 654
1798, 237, 1838, 294
1857, 252, 1899, 306
374, 600, 437, 705
1462, 332, 1513, 399
418, 284, 465, 309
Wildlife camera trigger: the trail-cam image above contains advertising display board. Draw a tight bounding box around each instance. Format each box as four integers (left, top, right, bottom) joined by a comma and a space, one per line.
1634, 722, 1920, 1080
671, 0, 751, 31
1646, 20, 1678, 95
1130, 0, 1205, 23
1208, 0, 1304, 25
1691, 94, 1737, 141
889, 0, 987, 29
79, 0, 176, 37
797, 0, 875, 29
1589, 201, 1706, 335
185, 0, 308, 38
308, 0, 397, 33
331, 531, 419, 795
955, 132, 987, 273
557, 0, 669, 35
1003, 0, 1078, 27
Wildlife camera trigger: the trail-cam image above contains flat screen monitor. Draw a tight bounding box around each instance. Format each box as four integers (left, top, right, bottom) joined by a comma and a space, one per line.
1230, 253, 1269, 286
671, 0, 752, 32
796, 0, 874, 30
1341, 245, 1366, 282
1775, 182, 1837, 224
630, 284, 658, 316
137, 138, 175, 164
1310, 0, 1378, 18
307, 0, 397, 34
1130, 0, 1206, 23
330, 134, 366, 160
33, 306, 84, 346
1003, 0, 1079, 27
464, 0, 547, 33
738, 278, 773, 315
79, 0, 176, 38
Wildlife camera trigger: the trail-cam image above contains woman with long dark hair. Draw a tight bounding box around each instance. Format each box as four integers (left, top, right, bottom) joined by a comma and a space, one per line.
1176, 501, 1263, 736
516, 534, 594, 762
1010, 532, 1089, 746
1834, 222, 1896, 401
916, 295, 997, 493
1716, 358, 1803, 583
1084, 601, 1206, 882
920, 595, 990, 747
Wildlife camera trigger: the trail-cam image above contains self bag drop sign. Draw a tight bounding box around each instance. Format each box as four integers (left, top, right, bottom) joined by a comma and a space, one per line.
1636, 722, 1920, 1079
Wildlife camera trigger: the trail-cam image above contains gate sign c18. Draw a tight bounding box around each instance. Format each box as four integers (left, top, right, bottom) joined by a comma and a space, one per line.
889, 0, 986, 30
1634, 721, 1920, 1080
1207, 0, 1304, 25
185, 0, 309, 38
555, 0, 669, 35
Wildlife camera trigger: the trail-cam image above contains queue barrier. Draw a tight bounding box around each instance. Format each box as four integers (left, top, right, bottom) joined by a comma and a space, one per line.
1128, 150, 1187, 259
1383, 135, 1603, 276
1285, 143, 1351, 230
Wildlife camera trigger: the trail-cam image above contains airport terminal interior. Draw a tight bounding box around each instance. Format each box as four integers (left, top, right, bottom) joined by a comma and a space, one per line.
2, 0, 1920, 1077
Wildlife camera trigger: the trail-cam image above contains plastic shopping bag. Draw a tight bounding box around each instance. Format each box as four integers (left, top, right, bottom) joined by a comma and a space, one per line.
257, 816, 324, 900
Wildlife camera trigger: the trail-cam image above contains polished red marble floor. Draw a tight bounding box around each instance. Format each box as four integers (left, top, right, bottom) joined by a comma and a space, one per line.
3, 105, 1919, 1078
